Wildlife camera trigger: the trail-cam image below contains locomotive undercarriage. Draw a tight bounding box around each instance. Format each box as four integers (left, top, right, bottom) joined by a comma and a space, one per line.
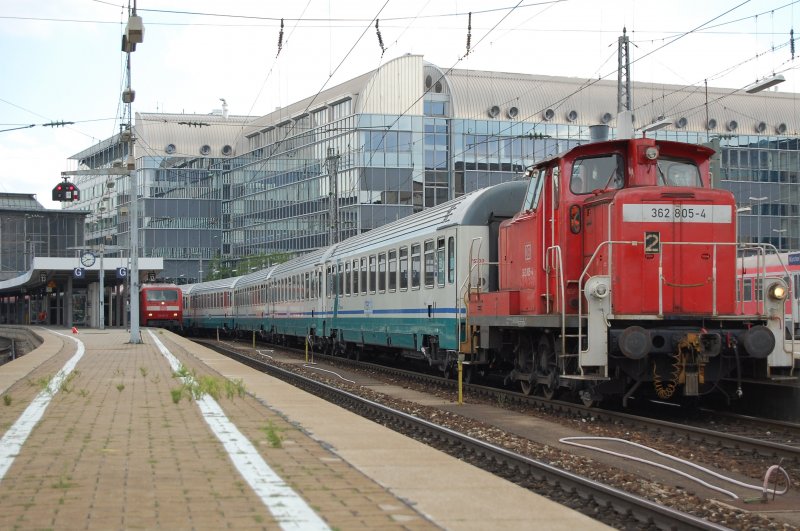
470, 318, 778, 407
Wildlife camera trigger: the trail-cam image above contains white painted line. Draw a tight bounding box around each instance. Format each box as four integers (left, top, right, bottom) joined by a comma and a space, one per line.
302, 365, 356, 384
0, 331, 84, 481
147, 330, 329, 531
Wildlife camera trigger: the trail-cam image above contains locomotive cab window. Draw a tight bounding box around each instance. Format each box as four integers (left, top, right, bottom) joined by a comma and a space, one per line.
657, 157, 701, 187
523, 168, 544, 211
570, 154, 624, 194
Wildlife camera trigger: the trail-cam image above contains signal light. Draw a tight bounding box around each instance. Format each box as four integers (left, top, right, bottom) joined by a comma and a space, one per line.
51, 181, 81, 202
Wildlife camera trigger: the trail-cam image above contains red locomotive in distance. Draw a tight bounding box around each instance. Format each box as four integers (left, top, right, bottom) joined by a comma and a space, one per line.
140, 283, 183, 330
465, 137, 793, 406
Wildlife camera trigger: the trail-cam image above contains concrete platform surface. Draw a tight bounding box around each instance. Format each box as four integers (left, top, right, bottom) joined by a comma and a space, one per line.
0, 326, 610, 530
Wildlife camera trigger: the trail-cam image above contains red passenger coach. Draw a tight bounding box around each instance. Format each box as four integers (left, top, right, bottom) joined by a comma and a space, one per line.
140, 284, 183, 330
465, 137, 793, 406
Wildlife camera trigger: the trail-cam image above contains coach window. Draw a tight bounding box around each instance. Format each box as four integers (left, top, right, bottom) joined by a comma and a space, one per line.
345, 262, 351, 295
338, 263, 344, 296
369, 255, 377, 293
400, 247, 409, 290
317, 271, 323, 298
378, 252, 387, 292
436, 237, 446, 287
411, 244, 421, 289
326, 266, 333, 298
756, 278, 763, 303
305, 273, 310, 300
352, 259, 359, 295
360, 257, 367, 295
424, 240, 435, 288
388, 250, 397, 291
743, 278, 753, 302
447, 236, 455, 283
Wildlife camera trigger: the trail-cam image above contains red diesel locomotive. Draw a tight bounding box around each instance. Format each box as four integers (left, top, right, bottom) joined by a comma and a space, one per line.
465, 137, 793, 406
140, 283, 183, 330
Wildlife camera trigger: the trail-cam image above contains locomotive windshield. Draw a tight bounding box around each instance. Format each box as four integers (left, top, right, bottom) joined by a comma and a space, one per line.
656, 157, 702, 187
145, 289, 179, 302
570, 154, 623, 194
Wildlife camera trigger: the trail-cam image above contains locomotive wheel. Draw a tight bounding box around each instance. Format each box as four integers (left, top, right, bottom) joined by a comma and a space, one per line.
442, 363, 453, 380
515, 334, 535, 395
579, 389, 598, 408
537, 334, 558, 400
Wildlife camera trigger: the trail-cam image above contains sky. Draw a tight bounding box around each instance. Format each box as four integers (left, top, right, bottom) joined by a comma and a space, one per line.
1, 0, 797, 209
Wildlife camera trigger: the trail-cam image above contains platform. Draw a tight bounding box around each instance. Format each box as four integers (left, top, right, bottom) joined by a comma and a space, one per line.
0, 326, 609, 530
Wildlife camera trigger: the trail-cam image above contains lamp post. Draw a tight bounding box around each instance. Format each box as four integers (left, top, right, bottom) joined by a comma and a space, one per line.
773, 228, 787, 251
748, 196, 767, 244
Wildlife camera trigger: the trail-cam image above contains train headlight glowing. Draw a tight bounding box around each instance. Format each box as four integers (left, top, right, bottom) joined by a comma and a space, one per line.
768, 282, 787, 301
644, 146, 659, 160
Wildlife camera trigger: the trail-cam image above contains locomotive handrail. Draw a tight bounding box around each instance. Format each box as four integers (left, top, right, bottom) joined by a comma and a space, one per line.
577, 240, 796, 366
577, 240, 636, 374
736, 243, 796, 359
544, 244, 567, 360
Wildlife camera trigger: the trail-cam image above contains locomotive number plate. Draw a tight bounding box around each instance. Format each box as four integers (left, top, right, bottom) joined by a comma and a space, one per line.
622, 204, 731, 223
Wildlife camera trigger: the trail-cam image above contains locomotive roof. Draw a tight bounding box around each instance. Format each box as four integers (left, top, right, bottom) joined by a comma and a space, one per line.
530, 137, 716, 170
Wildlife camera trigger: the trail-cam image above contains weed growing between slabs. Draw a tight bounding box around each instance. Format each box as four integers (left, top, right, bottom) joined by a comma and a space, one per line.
170, 364, 246, 404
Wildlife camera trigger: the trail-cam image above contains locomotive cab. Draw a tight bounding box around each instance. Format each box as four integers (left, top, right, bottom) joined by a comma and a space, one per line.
468, 137, 790, 406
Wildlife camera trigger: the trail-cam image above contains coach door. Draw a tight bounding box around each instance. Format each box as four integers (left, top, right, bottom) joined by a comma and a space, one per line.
544, 165, 561, 314
316, 264, 328, 337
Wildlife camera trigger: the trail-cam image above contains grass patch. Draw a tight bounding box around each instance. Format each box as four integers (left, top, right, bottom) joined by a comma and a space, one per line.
52, 475, 74, 490
139, 367, 148, 378
224, 379, 247, 399
29, 375, 53, 393
116, 383, 125, 392
260, 420, 284, 449
170, 387, 184, 404
170, 365, 247, 404
2, 395, 11, 406
59, 371, 78, 394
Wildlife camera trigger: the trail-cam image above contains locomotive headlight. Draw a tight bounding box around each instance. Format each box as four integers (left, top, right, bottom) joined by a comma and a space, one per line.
644, 146, 659, 160
768, 282, 787, 301
591, 282, 609, 299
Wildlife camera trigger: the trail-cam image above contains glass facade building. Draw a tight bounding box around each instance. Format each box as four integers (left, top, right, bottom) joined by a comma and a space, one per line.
66, 56, 799, 281
0, 194, 87, 281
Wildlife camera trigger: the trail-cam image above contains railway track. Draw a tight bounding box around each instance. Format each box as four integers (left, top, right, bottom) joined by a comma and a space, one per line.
206, 337, 800, 463
199, 338, 734, 531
